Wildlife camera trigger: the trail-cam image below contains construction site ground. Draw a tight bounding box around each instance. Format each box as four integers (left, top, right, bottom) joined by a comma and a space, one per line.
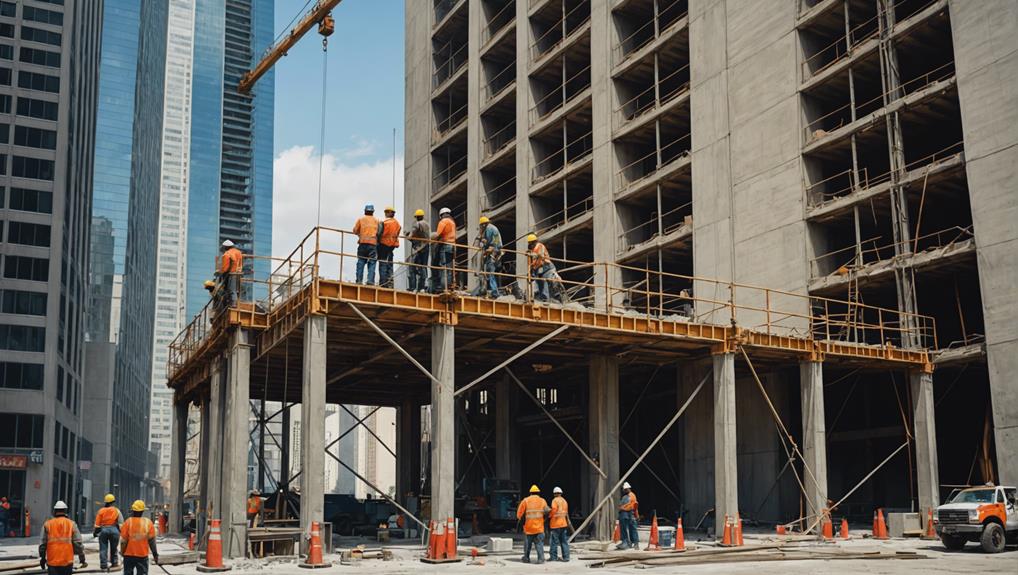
2, 530, 1015, 575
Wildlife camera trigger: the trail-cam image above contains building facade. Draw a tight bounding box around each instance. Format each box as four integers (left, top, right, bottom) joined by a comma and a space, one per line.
0, 0, 102, 526
405, 0, 1016, 519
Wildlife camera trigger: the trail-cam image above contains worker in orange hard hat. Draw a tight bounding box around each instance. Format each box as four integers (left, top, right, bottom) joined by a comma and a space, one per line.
39, 501, 86, 575
376, 207, 401, 288
405, 209, 431, 292
517, 485, 550, 564
120, 500, 158, 575
94, 494, 124, 570
217, 239, 243, 308
353, 204, 380, 285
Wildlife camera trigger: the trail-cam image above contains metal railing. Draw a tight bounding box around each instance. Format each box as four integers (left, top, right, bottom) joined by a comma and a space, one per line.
480, 1, 516, 47
809, 225, 975, 280
433, 41, 468, 90
529, 1, 591, 62
482, 59, 516, 103
483, 119, 517, 159
431, 155, 468, 196
615, 133, 691, 193
531, 129, 593, 183
611, 0, 688, 67
434, 102, 468, 141
529, 64, 592, 125
616, 201, 692, 253
483, 176, 517, 212
533, 196, 594, 236
434, 0, 466, 28
612, 64, 690, 131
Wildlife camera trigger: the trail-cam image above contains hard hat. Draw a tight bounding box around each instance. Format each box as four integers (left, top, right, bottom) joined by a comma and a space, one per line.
250, 489, 260, 496
364, 204, 375, 212
221, 239, 235, 248
53, 501, 68, 511
526, 233, 538, 242
414, 209, 425, 217
553, 487, 563, 494
479, 216, 490, 225
622, 482, 632, 490
104, 494, 116, 503
203, 280, 216, 289
439, 207, 451, 216
131, 500, 146, 512
384, 206, 396, 213
529, 484, 540, 494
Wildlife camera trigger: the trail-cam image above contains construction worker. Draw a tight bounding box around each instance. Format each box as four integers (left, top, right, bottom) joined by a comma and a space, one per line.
431, 207, 456, 293
617, 482, 639, 550
473, 217, 502, 298
39, 501, 86, 575
353, 204, 380, 285
217, 239, 243, 308
405, 209, 431, 292
527, 234, 557, 302
0, 496, 9, 538
548, 487, 570, 562
120, 500, 158, 575
247, 489, 263, 527
377, 207, 401, 288
516, 484, 550, 564
94, 494, 124, 570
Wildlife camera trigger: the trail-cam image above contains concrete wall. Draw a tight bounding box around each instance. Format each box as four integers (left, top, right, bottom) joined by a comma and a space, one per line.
405, 1, 433, 222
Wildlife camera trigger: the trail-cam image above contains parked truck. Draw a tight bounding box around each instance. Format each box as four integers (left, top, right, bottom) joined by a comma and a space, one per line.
934, 484, 1018, 553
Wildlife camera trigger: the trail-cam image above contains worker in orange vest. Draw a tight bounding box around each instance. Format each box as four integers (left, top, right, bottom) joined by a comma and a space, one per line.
526, 234, 558, 302
353, 204, 380, 285
217, 239, 244, 308
93, 494, 124, 570
430, 207, 456, 293
0, 496, 9, 538
38, 501, 85, 575
548, 487, 570, 562
376, 207, 401, 288
617, 482, 639, 550
516, 484, 550, 564
247, 489, 264, 527
120, 500, 158, 575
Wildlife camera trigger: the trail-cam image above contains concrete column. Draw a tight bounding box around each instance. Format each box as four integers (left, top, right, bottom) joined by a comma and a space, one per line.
168, 400, 188, 533
301, 315, 328, 548
431, 323, 456, 523
495, 374, 519, 482
221, 329, 251, 558
800, 361, 828, 531
207, 361, 225, 529
588, 355, 620, 541
396, 399, 422, 504
910, 370, 940, 511
678, 361, 713, 528
713, 352, 737, 533
198, 397, 211, 542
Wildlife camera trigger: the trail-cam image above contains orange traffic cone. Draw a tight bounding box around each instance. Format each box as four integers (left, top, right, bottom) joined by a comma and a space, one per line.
196, 519, 231, 572
674, 518, 685, 551
822, 514, 834, 540
445, 517, 457, 560
644, 514, 661, 551
433, 521, 446, 560
612, 520, 621, 543
874, 509, 889, 540
735, 514, 744, 546
299, 521, 330, 568
189, 531, 196, 550
840, 518, 850, 540
720, 515, 733, 546
921, 508, 937, 540
776, 524, 786, 535
426, 520, 438, 559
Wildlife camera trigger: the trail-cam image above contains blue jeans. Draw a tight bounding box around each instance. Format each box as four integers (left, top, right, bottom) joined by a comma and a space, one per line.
377, 245, 394, 287
123, 556, 148, 575
431, 245, 453, 293
533, 264, 553, 301
522, 532, 545, 563
99, 526, 120, 568
356, 244, 377, 285
619, 514, 639, 548
548, 527, 569, 561
474, 257, 499, 297
409, 246, 429, 291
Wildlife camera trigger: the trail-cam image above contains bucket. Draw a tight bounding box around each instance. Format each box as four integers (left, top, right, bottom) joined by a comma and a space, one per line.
658, 526, 675, 548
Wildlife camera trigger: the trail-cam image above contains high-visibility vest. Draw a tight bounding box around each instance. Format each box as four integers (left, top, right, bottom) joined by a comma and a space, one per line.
516, 495, 549, 535
220, 247, 243, 274
529, 242, 550, 270
435, 217, 456, 242
353, 215, 380, 245
120, 517, 155, 558
550, 496, 569, 529
95, 506, 121, 528
379, 218, 402, 247
247, 497, 262, 515
620, 491, 639, 518
43, 517, 75, 567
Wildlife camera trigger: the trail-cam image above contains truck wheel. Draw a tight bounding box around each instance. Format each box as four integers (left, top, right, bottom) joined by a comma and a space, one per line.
940, 533, 966, 550
980, 523, 1005, 553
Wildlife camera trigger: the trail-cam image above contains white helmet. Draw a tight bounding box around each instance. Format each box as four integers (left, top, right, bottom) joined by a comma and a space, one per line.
221, 239, 235, 248
439, 207, 452, 216
53, 500, 68, 511
622, 482, 631, 490
553, 487, 563, 494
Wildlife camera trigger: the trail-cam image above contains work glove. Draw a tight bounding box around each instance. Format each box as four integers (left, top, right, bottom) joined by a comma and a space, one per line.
39, 559, 46, 570
93, 528, 101, 538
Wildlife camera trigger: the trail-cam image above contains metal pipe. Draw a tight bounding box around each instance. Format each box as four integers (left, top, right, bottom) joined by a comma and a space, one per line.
348, 302, 441, 385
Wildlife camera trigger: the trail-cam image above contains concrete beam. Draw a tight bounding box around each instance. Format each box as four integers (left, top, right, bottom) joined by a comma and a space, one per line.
207, 362, 225, 532
396, 399, 422, 504
431, 323, 456, 523
168, 400, 188, 533
494, 375, 519, 482
301, 315, 328, 549
588, 355, 620, 541
221, 329, 251, 558
714, 352, 737, 533
911, 370, 940, 512
800, 361, 828, 531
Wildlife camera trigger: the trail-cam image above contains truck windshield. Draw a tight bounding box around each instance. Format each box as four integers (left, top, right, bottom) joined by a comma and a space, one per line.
949, 489, 995, 503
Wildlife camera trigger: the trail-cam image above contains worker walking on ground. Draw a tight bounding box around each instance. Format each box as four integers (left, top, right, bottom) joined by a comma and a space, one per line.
405, 209, 431, 292
353, 204, 380, 285
94, 494, 124, 571
431, 207, 456, 293
0, 496, 9, 538
377, 207, 401, 288
527, 234, 558, 302
617, 482, 639, 550
247, 489, 263, 527
120, 500, 158, 575
473, 217, 502, 298
217, 240, 243, 308
39, 501, 86, 575
548, 487, 570, 562
516, 485, 550, 564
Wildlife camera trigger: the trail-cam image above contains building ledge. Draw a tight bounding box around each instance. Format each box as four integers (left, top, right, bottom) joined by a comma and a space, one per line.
615, 153, 692, 201
611, 14, 689, 78
932, 341, 986, 366
613, 87, 690, 139
616, 221, 692, 262
809, 237, 976, 293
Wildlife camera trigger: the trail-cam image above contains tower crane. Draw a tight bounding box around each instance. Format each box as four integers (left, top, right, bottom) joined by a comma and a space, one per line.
238, 0, 341, 94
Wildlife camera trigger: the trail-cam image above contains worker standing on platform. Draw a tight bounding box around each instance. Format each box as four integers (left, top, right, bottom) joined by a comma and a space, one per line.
548, 487, 570, 562
473, 217, 502, 298
39, 501, 86, 575
617, 482, 639, 550
516, 485, 550, 564
406, 209, 431, 292
93, 494, 124, 571
247, 490, 263, 527
353, 204, 380, 285
431, 207, 456, 293
217, 240, 243, 308
120, 501, 158, 575
377, 207, 401, 288
527, 234, 557, 302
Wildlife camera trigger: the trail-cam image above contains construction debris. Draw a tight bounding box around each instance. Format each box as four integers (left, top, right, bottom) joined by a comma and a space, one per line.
579, 543, 929, 568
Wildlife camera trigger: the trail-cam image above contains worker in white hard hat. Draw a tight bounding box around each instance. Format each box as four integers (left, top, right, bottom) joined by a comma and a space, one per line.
430, 207, 456, 293
617, 482, 639, 550
39, 501, 86, 574
549, 487, 570, 562
405, 209, 431, 292
217, 239, 243, 309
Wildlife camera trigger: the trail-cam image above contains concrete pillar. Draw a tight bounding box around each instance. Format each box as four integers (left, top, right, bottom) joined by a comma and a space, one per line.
168, 400, 188, 533
800, 361, 828, 531
713, 352, 737, 533
678, 361, 713, 528
221, 329, 251, 558
910, 370, 940, 511
431, 323, 456, 523
396, 399, 422, 504
588, 355, 620, 541
207, 361, 225, 529
495, 374, 519, 482
198, 397, 211, 542
301, 315, 328, 548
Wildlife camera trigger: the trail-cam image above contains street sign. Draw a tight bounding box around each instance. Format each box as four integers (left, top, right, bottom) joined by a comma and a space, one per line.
29, 450, 43, 464
0, 454, 28, 469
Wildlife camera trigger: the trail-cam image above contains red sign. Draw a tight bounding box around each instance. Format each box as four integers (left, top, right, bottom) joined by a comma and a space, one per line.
0, 455, 27, 470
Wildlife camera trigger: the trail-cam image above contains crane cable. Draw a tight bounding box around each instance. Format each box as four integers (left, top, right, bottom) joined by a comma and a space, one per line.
316, 36, 329, 226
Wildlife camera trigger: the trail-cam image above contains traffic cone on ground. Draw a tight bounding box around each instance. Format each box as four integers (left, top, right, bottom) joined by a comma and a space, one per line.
299, 521, 330, 568
874, 509, 889, 540
735, 514, 744, 546
196, 519, 231, 572
776, 524, 786, 535
674, 518, 685, 551
445, 517, 457, 559
921, 508, 938, 540
429, 521, 446, 560
644, 514, 661, 550
720, 515, 733, 546
189, 531, 196, 550
426, 520, 438, 559
612, 520, 621, 543
840, 518, 850, 540
822, 514, 834, 540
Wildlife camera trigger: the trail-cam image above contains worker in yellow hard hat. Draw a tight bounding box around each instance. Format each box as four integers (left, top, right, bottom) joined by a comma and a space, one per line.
517, 485, 550, 563
376, 207, 401, 288
120, 501, 158, 574
473, 216, 502, 299
94, 494, 124, 570
405, 209, 431, 292
527, 233, 558, 303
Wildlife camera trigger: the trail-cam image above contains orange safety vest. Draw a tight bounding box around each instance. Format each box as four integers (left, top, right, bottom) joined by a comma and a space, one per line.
43, 517, 75, 567
620, 491, 639, 518
435, 217, 456, 243
353, 215, 380, 245
516, 495, 549, 535
94, 506, 121, 528
379, 218, 402, 247
120, 517, 155, 558
529, 242, 550, 270
247, 497, 262, 515
550, 496, 569, 529
220, 247, 243, 274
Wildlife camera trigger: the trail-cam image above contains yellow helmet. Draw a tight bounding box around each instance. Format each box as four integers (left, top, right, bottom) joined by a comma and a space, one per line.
384, 206, 396, 213
529, 484, 540, 494
104, 494, 116, 503
131, 500, 146, 512
414, 209, 425, 217
479, 216, 490, 225
527, 234, 538, 243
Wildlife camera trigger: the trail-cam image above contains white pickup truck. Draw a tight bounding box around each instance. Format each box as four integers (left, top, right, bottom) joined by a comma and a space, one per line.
933, 484, 1018, 553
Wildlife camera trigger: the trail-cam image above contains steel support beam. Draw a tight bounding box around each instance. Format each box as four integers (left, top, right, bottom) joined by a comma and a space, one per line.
348, 303, 440, 384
